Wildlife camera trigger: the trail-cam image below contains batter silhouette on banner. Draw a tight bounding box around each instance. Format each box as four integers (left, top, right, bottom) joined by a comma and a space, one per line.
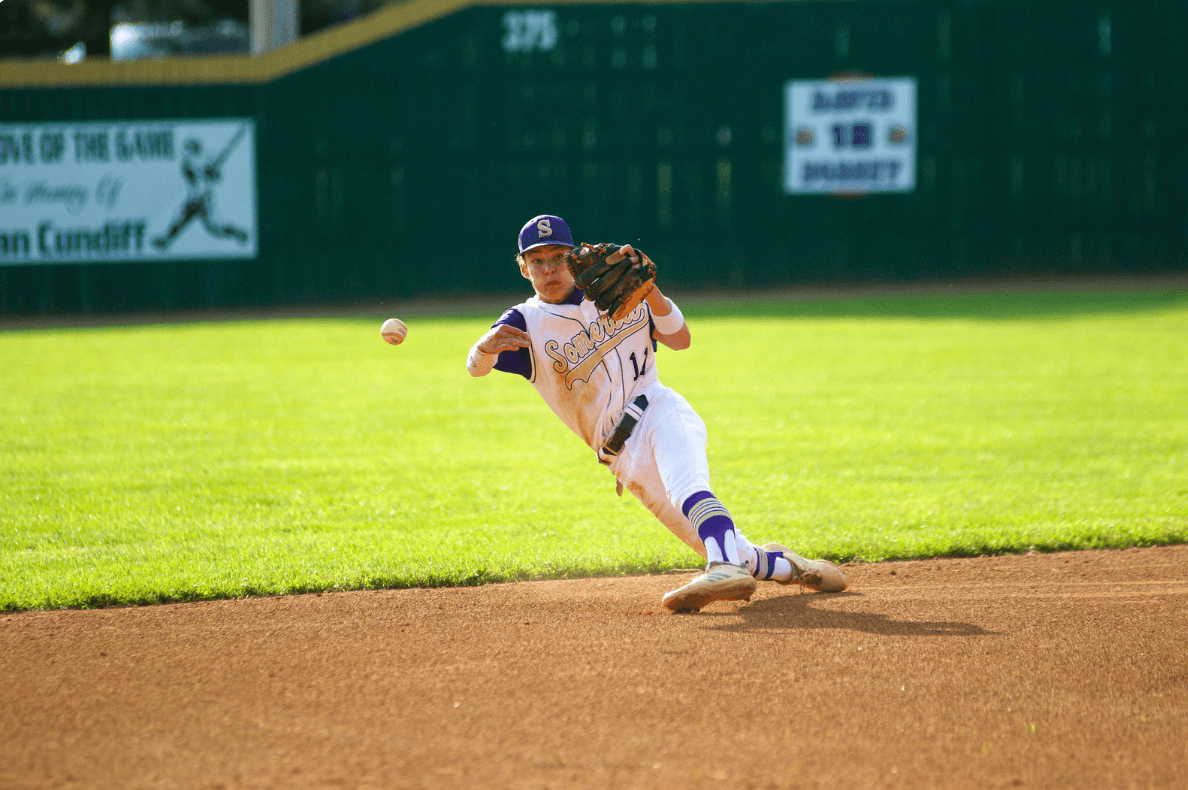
152, 128, 250, 250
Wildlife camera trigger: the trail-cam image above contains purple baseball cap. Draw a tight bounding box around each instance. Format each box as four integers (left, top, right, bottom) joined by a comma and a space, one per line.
518, 214, 574, 253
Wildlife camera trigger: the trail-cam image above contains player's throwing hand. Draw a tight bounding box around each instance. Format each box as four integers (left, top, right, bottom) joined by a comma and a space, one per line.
475, 324, 531, 355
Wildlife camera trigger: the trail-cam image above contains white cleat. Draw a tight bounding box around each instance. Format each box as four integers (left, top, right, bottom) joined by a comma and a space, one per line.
763, 543, 849, 592
662, 561, 757, 613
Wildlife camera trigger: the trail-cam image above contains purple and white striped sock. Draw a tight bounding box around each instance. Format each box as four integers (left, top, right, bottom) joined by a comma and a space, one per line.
683, 491, 741, 566
751, 549, 787, 581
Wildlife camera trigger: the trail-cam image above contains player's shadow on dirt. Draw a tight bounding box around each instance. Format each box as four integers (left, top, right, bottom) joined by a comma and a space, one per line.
701, 592, 991, 636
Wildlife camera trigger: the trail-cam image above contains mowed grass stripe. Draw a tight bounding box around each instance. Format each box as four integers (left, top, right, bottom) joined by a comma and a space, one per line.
1, 288, 1185, 610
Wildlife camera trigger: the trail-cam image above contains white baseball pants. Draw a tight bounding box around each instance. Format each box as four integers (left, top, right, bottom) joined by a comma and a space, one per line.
607, 382, 757, 563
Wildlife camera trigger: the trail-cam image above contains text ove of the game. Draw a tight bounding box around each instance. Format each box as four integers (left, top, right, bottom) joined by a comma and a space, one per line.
0, 119, 257, 265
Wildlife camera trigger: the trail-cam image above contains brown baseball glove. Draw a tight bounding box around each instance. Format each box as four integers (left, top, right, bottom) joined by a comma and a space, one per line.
565, 243, 657, 320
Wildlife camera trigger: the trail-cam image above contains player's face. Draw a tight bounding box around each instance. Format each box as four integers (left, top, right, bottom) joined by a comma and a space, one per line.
519, 244, 575, 304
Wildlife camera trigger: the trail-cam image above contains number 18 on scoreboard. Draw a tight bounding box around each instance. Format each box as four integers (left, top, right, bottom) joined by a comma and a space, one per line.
783, 77, 918, 195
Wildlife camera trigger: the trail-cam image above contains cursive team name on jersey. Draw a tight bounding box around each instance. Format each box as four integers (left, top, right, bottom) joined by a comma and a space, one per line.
544, 304, 649, 389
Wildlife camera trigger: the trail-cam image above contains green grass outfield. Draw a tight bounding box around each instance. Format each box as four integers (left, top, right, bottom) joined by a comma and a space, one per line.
2, 286, 1186, 611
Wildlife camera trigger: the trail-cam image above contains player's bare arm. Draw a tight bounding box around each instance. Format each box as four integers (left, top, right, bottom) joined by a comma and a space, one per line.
467, 324, 530, 377
645, 285, 690, 350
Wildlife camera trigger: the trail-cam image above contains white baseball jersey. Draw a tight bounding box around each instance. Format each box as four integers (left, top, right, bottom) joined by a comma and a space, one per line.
493, 288, 658, 452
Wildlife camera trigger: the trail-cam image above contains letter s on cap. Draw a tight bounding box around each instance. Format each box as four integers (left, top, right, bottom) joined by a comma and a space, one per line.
537, 219, 552, 237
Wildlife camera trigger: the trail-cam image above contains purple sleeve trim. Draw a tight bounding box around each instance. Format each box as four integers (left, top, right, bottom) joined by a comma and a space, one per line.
492, 308, 531, 379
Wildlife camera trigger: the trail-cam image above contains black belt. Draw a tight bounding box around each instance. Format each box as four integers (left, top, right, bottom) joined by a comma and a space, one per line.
602, 395, 649, 457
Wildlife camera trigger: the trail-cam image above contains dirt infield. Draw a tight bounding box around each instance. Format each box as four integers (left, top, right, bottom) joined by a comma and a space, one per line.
2, 545, 1186, 790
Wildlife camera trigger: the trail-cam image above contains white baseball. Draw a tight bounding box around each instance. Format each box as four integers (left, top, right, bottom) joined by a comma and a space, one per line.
380, 318, 407, 345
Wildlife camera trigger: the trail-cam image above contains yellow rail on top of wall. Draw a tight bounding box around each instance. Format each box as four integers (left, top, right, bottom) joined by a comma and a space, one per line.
1, 0, 472, 88
0, 0, 814, 88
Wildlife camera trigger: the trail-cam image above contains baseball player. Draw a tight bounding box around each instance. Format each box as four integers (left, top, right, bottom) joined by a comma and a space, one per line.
466, 214, 847, 612
152, 138, 249, 250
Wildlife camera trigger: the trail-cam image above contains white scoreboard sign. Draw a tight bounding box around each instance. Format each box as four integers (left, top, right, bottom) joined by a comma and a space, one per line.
0, 119, 257, 265
784, 77, 917, 195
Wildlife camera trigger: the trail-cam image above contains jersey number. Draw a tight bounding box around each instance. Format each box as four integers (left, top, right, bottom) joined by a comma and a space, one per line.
629, 348, 649, 381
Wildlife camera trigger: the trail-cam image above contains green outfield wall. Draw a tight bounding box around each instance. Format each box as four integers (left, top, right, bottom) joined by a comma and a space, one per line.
2, 0, 1186, 315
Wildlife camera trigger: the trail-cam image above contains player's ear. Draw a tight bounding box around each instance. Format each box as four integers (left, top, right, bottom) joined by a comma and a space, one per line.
517, 255, 530, 280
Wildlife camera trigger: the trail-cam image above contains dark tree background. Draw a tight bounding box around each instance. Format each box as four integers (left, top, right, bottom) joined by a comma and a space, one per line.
0, 0, 393, 59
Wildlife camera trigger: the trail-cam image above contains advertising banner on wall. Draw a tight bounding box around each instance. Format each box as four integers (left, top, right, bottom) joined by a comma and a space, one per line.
0, 119, 256, 265
784, 78, 917, 195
